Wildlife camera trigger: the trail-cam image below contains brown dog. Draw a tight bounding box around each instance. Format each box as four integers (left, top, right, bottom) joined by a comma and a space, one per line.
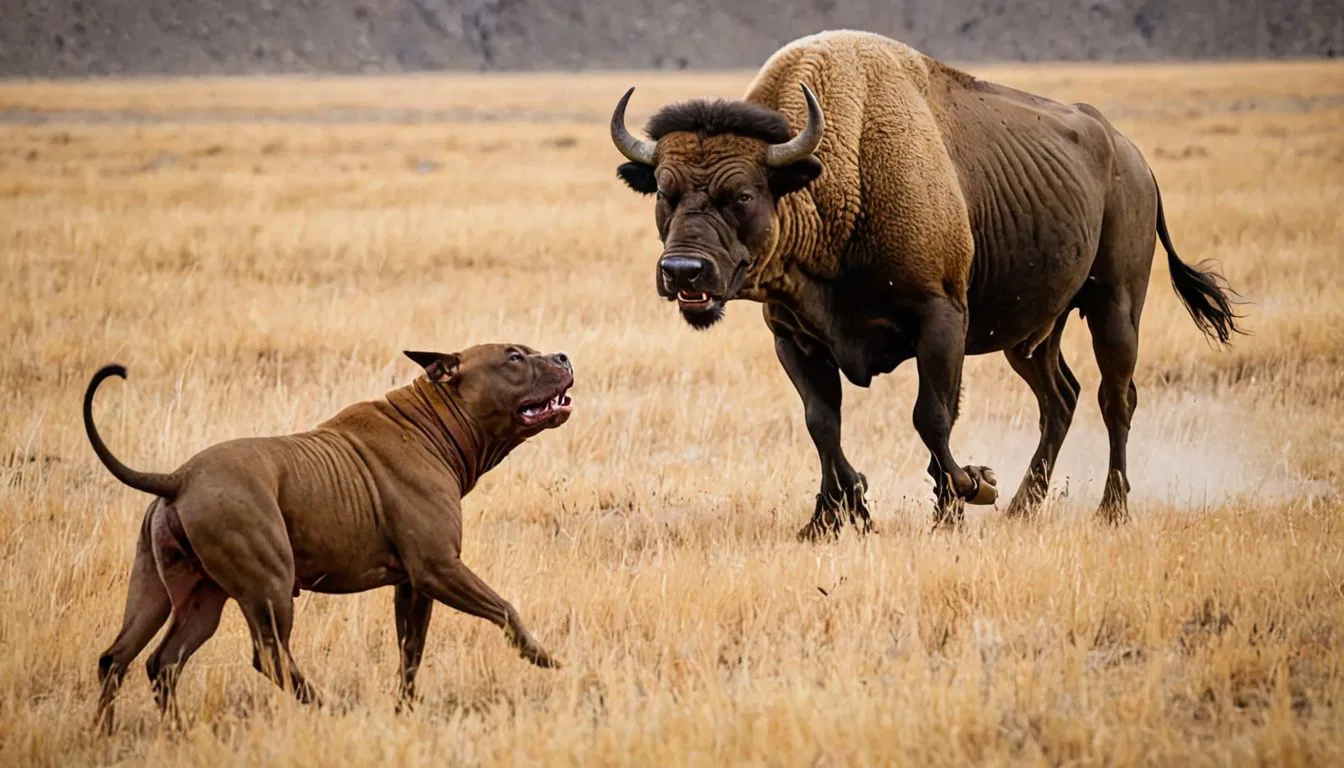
84, 343, 574, 732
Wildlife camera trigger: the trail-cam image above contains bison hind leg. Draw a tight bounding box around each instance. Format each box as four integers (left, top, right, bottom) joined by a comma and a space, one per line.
1003, 313, 1080, 519
1084, 299, 1140, 524
1078, 137, 1158, 524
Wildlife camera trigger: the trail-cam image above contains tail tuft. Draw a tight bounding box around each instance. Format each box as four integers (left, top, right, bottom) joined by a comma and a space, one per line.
1155, 178, 1248, 346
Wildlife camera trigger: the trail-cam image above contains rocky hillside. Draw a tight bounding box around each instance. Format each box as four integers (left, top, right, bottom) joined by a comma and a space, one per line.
2, 0, 1340, 77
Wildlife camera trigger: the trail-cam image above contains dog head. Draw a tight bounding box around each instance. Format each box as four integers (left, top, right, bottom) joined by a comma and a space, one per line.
403, 344, 574, 442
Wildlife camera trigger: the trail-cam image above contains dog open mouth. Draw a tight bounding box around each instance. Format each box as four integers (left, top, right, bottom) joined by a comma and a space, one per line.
517, 385, 573, 427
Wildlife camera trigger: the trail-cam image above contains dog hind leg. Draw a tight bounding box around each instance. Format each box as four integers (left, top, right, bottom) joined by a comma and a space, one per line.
238, 591, 319, 705
173, 483, 321, 706
144, 579, 229, 727
96, 501, 172, 735
138, 501, 231, 727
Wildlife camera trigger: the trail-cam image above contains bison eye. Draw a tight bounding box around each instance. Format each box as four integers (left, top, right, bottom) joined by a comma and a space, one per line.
735, 190, 754, 205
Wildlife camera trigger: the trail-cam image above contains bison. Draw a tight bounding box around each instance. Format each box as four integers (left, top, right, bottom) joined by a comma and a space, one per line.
609, 30, 1244, 539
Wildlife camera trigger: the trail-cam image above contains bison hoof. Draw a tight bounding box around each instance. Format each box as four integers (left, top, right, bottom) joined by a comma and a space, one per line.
394, 694, 418, 715
930, 509, 964, 533
797, 477, 873, 542
797, 516, 842, 543
964, 466, 998, 505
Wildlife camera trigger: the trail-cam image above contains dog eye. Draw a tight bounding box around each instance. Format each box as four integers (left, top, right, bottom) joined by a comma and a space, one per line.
508, 352, 524, 363
736, 190, 754, 205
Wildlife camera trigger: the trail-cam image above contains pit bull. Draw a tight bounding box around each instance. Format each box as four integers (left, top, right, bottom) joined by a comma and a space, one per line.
85, 343, 574, 732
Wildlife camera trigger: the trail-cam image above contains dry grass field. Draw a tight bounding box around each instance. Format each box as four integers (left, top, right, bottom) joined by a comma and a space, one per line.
2, 61, 1343, 765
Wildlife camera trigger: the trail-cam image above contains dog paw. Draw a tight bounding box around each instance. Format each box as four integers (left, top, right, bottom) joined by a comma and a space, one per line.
522, 646, 562, 669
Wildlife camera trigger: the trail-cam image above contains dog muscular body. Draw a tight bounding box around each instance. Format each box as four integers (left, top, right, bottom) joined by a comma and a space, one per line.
86, 344, 574, 733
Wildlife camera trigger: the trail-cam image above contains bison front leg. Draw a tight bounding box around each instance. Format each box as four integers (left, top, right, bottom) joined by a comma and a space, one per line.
913, 299, 998, 529
774, 332, 872, 542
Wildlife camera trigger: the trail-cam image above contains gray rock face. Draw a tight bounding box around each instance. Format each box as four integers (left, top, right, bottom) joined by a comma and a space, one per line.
2, 0, 1340, 77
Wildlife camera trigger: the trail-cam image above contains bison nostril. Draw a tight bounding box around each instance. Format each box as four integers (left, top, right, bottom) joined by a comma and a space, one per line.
660, 255, 708, 287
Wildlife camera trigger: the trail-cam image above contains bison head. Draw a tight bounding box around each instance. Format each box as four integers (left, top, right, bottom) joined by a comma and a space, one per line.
610, 84, 825, 329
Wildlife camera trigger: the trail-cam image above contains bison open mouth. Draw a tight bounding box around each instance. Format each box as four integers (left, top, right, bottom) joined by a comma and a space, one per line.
676, 294, 726, 330
676, 290, 712, 308
517, 386, 573, 427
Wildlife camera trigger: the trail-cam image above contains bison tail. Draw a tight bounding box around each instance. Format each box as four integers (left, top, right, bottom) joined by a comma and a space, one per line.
84, 364, 182, 499
1154, 176, 1247, 345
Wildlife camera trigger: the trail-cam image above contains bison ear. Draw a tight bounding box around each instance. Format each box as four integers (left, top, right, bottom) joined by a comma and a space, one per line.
767, 156, 823, 198
403, 350, 460, 384
616, 162, 658, 195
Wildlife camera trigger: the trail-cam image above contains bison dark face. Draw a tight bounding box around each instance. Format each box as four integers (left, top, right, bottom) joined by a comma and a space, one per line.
610, 84, 826, 330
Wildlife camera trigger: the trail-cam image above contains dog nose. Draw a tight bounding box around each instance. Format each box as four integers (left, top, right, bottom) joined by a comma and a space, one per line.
659, 255, 706, 289
552, 352, 571, 372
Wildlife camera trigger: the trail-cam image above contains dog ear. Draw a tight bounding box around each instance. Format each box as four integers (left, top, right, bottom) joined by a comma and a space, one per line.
403, 350, 460, 384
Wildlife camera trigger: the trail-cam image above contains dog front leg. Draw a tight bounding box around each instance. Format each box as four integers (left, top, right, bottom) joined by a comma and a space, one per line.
393, 582, 434, 708
411, 558, 560, 669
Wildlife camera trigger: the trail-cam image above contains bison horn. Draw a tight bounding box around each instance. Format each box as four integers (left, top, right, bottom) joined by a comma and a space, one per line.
764, 83, 826, 168
610, 87, 658, 166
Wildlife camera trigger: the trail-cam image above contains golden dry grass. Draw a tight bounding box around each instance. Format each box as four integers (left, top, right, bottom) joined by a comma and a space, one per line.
2, 61, 1343, 766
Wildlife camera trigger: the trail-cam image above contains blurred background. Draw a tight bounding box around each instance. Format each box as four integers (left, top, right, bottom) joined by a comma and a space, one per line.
3, 0, 1341, 77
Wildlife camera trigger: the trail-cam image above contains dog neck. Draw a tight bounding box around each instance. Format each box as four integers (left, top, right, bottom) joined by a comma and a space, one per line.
385, 379, 518, 494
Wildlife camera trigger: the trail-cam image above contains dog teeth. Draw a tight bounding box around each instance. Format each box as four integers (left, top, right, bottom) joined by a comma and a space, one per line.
522, 392, 571, 420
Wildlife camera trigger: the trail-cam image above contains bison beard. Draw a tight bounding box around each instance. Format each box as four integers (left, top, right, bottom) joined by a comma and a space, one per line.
672, 259, 750, 329
678, 295, 726, 330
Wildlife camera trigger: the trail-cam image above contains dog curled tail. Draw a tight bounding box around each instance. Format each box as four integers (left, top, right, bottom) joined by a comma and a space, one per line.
84, 364, 181, 498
